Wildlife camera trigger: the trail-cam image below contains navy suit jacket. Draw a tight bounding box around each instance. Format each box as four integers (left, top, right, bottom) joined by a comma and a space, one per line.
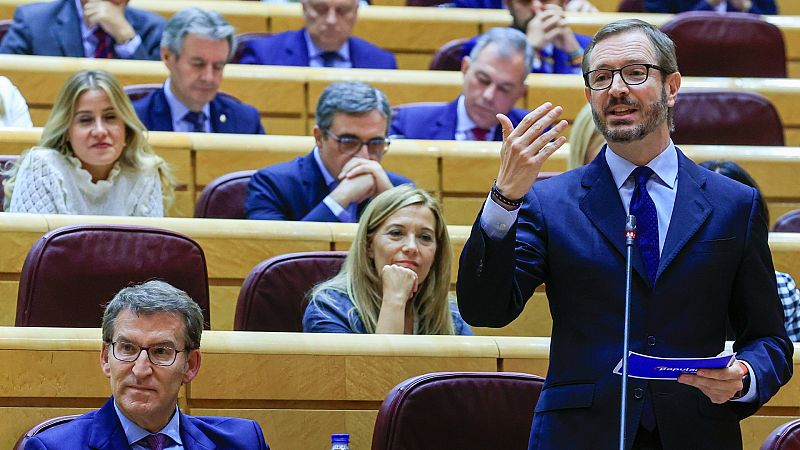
237, 29, 397, 69
457, 148, 793, 449
133, 87, 265, 135
246, 150, 412, 221
390, 98, 528, 141
645, 0, 777, 13
23, 397, 269, 449
0, 0, 165, 60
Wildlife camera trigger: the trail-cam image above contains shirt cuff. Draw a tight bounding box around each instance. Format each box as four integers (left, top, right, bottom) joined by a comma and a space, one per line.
323, 195, 352, 223
113, 34, 141, 59
730, 360, 757, 403
479, 193, 519, 241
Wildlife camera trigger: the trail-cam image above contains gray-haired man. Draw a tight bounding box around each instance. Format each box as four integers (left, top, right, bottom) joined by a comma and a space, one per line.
132, 7, 265, 134
24, 280, 269, 449
246, 81, 412, 221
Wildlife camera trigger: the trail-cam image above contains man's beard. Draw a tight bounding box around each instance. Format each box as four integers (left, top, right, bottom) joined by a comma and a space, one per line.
592, 85, 670, 144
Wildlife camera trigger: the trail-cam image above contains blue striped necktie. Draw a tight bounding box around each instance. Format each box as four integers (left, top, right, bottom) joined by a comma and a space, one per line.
629, 166, 659, 285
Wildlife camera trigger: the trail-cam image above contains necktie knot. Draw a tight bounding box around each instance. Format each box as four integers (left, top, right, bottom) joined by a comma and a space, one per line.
320, 51, 339, 67
631, 165, 654, 187
183, 111, 206, 133
93, 28, 113, 59
142, 433, 169, 450
471, 126, 490, 141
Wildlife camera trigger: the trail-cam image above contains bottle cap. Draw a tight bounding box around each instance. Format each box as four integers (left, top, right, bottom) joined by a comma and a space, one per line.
331, 433, 350, 443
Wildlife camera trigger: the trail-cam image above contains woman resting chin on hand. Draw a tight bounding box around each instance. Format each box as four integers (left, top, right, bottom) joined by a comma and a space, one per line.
303, 185, 473, 336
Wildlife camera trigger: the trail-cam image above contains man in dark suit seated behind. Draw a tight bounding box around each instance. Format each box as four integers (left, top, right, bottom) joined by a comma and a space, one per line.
237, 0, 397, 69
246, 81, 411, 222
24, 280, 269, 449
133, 8, 265, 135
390, 28, 531, 142
0, 0, 164, 60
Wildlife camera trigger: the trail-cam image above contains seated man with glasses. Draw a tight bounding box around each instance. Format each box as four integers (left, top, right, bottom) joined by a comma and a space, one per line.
24, 280, 269, 449
246, 81, 412, 222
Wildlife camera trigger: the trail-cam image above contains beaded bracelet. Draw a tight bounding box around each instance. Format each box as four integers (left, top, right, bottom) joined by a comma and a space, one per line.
491, 181, 523, 208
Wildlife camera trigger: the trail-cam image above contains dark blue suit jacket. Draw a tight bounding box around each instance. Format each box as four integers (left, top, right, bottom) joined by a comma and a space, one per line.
133, 87, 265, 134
457, 148, 793, 449
645, 0, 777, 13
389, 98, 528, 141
246, 150, 412, 221
237, 29, 397, 69
454, 0, 503, 8
0, 0, 165, 60
23, 397, 269, 449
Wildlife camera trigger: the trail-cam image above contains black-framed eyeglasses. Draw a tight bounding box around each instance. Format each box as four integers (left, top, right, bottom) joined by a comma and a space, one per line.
109, 341, 187, 367
583, 64, 667, 91
326, 131, 390, 158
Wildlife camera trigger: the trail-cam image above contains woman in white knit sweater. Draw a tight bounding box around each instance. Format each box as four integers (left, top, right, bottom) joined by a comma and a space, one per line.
2, 70, 173, 216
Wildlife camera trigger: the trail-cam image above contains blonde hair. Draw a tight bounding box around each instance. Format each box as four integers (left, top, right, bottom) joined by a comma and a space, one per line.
3, 70, 174, 210
310, 185, 456, 335
568, 103, 605, 170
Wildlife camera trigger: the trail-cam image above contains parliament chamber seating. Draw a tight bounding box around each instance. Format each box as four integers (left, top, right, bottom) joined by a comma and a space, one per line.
428, 37, 470, 71
123, 83, 162, 102
660, 11, 787, 78
234, 251, 347, 331
15, 224, 211, 328
194, 169, 255, 219
761, 419, 800, 450
372, 372, 544, 450
774, 210, 800, 233
13, 415, 80, 450
672, 90, 785, 146
617, 0, 644, 12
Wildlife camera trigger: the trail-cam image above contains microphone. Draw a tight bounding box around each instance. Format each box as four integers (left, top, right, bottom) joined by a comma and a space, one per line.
619, 215, 636, 450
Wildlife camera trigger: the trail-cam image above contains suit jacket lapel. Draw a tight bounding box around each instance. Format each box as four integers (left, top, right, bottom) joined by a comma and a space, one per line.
88, 398, 133, 450
300, 151, 329, 208
148, 88, 175, 132
180, 411, 216, 450
293, 30, 311, 66
209, 97, 230, 133
437, 99, 459, 140
657, 149, 712, 279
579, 148, 651, 286
56, 0, 85, 57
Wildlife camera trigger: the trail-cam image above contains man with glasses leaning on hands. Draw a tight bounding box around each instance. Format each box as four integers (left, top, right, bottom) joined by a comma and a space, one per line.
24, 280, 269, 449
246, 81, 412, 222
456, 19, 792, 449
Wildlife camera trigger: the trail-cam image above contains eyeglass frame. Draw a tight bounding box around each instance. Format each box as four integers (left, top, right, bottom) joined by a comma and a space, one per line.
108, 340, 189, 367
583, 63, 668, 91
324, 130, 390, 158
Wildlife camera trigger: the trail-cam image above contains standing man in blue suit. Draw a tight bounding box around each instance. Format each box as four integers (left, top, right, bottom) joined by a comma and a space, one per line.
0, 0, 165, 60
246, 82, 411, 221
133, 8, 265, 135
390, 28, 530, 142
24, 280, 269, 449
457, 19, 792, 449
237, 0, 397, 69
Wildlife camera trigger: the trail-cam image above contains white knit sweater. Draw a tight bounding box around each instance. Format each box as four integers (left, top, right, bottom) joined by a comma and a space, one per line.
8, 148, 164, 216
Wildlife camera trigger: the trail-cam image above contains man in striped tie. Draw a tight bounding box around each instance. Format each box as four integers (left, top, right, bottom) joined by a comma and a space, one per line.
23, 281, 270, 449
0, 0, 165, 60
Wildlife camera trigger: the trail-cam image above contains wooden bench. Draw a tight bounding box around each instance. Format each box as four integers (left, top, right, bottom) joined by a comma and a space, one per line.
1, 1, 800, 73
0, 327, 796, 449
0, 213, 798, 335
2, 129, 799, 224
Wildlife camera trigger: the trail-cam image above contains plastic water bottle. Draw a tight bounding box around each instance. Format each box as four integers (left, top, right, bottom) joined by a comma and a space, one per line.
330, 433, 350, 450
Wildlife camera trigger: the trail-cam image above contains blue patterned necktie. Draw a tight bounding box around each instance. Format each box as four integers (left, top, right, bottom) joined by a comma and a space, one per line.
183, 111, 206, 133
321, 51, 339, 67
629, 166, 659, 286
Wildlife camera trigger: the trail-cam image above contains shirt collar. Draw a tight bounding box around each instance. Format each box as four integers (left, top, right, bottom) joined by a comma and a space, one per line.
303, 29, 351, 63
75, 0, 96, 40
113, 399, 183, 447
605, 139, 678, 190
164, 78, 211, 126
313, 146, 337, 188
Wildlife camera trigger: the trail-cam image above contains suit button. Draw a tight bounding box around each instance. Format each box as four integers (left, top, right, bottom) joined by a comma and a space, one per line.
634, 388, 644, 399
647, 335, 656, 347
